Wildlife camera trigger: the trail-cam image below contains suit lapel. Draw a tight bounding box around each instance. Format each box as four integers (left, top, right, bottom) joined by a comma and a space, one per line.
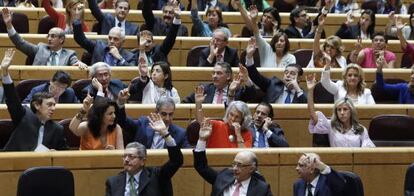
314, 175, 326, 196
204, 85, 216, 103
138, 169, 150, 194
115, 172, 127, 196
246, 177, 256, 196
146, 127, 155, 148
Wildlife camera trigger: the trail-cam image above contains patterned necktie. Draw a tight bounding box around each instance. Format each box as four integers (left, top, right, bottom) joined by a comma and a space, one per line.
232, 182, 241, 196
50, 52, 57, 66
216, 89, 224, 104
129, 176, 137, 196
284, 90, 291, 104
258, 128, 266, 148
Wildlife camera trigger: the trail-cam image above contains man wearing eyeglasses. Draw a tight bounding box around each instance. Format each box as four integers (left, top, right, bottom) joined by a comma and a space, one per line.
1, 8, 85, 67
285, 7, 316, 39
105, 123, 183, 196
192, 120, 272, 196
198, 29, 239, 67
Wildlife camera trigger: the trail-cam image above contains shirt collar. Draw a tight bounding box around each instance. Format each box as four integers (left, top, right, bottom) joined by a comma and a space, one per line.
126, 170, 142, 183
235, 177, 251, 189
310, 174, 320, 189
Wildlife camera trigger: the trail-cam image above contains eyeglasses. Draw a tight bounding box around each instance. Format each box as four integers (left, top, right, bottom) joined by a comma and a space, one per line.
122, 154, 143, 160
231, 162, 252, 169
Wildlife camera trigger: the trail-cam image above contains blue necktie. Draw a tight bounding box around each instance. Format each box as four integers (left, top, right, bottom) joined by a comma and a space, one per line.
258, 128, 266, 148
284, 91, 291, 104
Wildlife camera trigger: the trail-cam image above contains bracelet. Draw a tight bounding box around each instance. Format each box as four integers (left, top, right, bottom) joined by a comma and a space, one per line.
163, 132, 171, 139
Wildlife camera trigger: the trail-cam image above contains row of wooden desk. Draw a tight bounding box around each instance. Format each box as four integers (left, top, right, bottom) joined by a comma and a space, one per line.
0, 148, 413, 196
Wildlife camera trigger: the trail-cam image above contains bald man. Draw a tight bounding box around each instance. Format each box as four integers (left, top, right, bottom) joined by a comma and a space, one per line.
2, 8, 83, 66
193, 120, 272, 196
294, 153, 346, 196
73, 19, 136, 66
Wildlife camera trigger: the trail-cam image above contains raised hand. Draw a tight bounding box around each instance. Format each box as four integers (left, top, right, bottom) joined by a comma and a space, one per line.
1, 8, 12, 27
229, 74, 242, 92
92, 78, 103, 92
172, 0, 181, 19
194, 85, 206, 104
306, 73, 317, 90
238, 64, 250, 84
198, 119, 212, 141
1, 48, 15, 72
138, 59, 148, 77
82, 93, 93, 112
355, 36, 363, 52
321, 52, 332, 67
117, 88, 130, 105
148, 113, 168, 136
246, 37, 256, 58
231, 0, 241, 10
209, 38, 218, 57
248, 5, 258, 21
395, 16, 407, 31
345, 10, 354, 25
388, 11, 396, 24
318, 14, 326, 28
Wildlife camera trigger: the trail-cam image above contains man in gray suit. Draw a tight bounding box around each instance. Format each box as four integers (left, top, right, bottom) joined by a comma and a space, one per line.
1, 8, 85, 67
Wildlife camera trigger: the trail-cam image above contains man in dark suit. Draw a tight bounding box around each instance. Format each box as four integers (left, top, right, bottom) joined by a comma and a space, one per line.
1, 49, 68, 151
117, 92, 191, 149
250, 102, 289, 148
73, 20, 136, 66
2, 8, 84, 67
285, 6, 316, 39
245, 63, 307, 103
141, 0, 187, 36
198, 29, 239, 67
23, 71, 79, 104
183, 62, 255, 103
294, 153, 346, 196
193, 122, 272, 196
88, 0, 139, 35
105, 138, 183, 195
81, 62, 127, 102
195, 0, 228, 11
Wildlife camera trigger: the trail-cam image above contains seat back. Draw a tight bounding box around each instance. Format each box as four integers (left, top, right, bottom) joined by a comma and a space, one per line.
37, 16, 56, 34
0, 12, 29, 33
0, 119, 14, 150
187, 45, 208, 66
368, 114, 414, 146
240, 25, 253, 37
240, 49, 260, 67
340, 171, 364, 196
313, 82, 334, 103
16, 80, 49, 102
58, 119, 80, 150
405, 163, 414, 196
17, 166, 74, 196
312, 134, 330, 147
293, 49, 313, 68
371, 78, 407, 103
71, 79, 92, 102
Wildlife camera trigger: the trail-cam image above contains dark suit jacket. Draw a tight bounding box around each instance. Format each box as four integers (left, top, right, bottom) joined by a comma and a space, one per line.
105, 146, 183, 196
182, 83, 256, 103
116, 107, 191, 149
2, 83, 68, 151
335, 23, 360, 39
142, 0, 187, 36
196, 0, 228, 11
22, 82, 79, 104
285, 24, 315, 39
88, 0, 139, 35
10, 32, 78, 66
81, 79, 126, 102
293, 169, 346, 196
73, 20, 136, 66
247, 65, 307, 103
132, 21, 179, 64
198, 46, 239, 67
249, 124, 289, 147
193, 150, 272, 196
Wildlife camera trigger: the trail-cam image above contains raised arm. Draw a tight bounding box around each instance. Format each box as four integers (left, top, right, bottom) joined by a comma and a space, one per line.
87, 0, 105, 22
313, 14, 326, 58
142, 0, 155, 30
73, 19, 95, 53
194, 85, 206, 123
235, 0, 255, 33
69, 93, 93, 136
320, 55, 339, 95
159, 3, 181, 56
42, 0, 62, 24
306, 73, 318, 125
396, 16, 408, 52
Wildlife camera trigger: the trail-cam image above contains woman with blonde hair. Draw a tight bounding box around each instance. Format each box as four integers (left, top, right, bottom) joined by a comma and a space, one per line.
321, 55, 375, 104
306, 73, 375, 147
42, 0, 89, 33
308, 13, 346, 68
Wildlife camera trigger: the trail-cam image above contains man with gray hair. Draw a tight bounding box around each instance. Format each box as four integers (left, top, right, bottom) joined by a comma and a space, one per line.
1, 8, 85, 67
105, 130, 183, 195
294, 153, 346, 196
73, 19, 136, 66
193, 120, 272, 195
116, 93, 191, 149
80, 62, 126, 101
198, 29, 239, 67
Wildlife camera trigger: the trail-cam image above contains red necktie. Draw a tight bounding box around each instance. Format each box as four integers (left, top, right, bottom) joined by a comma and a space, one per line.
216, 89, 223, 104
232, 182, 241, 196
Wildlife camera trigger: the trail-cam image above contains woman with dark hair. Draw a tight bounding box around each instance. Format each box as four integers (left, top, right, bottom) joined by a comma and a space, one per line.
306, 73, 375, 147
379, 0, 407, 14
386, 11, 414, 40
240, 4, 295, 68
69, 94, 124, 150
190, 0, 231, 37
129, 56, 180, 104
240, 7, 282, 38
336, 9, 375, 39
42, 0, 89, 33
